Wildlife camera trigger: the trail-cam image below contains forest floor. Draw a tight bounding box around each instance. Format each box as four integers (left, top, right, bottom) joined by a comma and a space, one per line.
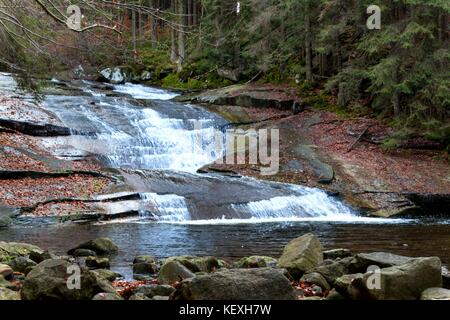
195, 84, 450, 217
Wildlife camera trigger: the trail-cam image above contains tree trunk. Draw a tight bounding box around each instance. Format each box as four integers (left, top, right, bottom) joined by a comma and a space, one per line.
170, 0, 177, 62
177, 0, 185, 72
304, 2, 313, 81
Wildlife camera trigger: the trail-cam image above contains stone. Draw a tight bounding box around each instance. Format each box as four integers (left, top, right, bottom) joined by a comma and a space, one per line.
128, 293, 151, 300
442, 266, 450, 289
68, 237, 118, 256
236, 256, 277, 268
300, 272, 330, 290
99, 67, 126, 84
92, 269, 122, 282
85, 256, 110, 269
132, 256, 158, 276
171, 268, 297, 300
0, 263, 13, 278
323, 249, 352, 260
348, 257, 442, 300
29, 250, 58, 263
21, 259, 98, 300
133, 255, 157, 264
326, 288, 346, 300
164, 256, 221, 273
313, 258, 352, 286
72, 249, 97, 257
0, 287, 20, 300
92, 292, 124, 300
349, 252, 414, 273
278, 233, 323, 279
133, 284, 175, 298
420, 288, 450, 300
0, 275, 16, 290
334, 273, 363, 297
153, 295, 170, 300
0, 241, 44, 263
158, 261, 195, 285
9, 257, 37, 275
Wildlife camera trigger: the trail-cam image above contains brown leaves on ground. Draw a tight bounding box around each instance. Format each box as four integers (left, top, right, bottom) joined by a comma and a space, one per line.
0, 174, 110, 208
112, 279, 159, 298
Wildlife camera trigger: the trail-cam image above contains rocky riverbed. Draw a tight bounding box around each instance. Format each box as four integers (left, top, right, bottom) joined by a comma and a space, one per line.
1, 233, 449, 300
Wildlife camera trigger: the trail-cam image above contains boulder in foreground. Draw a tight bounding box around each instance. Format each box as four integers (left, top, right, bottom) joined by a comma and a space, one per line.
171, 268, 297, 300
68, 238, 118, 256
277, 233, 323, 278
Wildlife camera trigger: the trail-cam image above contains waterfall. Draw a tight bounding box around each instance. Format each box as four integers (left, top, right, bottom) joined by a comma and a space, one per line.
140, 192, 190, 222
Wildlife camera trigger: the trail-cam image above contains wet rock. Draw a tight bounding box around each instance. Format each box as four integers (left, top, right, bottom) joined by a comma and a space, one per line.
133, 284, 175, 298
348, 257, 442, 300
277, 233, 323, 279
68, 237, 118, 256
164, 256, 221, 273
85, 256, 110, 269
323, 249, 352, 260
21, 259, 98, 300
9, 257, 37, 275
92, 269, 122, 282
133, 255, 157, 264
0, 264, 13, 278
300, 272, 330, 290
92, 292, 123, 300
236, 256, 278, 268
71, 249, 97, 257
0, 287, 20, 300
171, 268, 297, 300
158, 261, 195, 285
420, 288, 450, 300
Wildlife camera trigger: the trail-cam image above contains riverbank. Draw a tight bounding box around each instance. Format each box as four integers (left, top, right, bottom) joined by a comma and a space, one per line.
180, 84, 450, 218
1, 234, 449, 300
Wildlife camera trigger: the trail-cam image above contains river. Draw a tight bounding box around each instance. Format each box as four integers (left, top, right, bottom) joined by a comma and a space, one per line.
0, 74, 449, 278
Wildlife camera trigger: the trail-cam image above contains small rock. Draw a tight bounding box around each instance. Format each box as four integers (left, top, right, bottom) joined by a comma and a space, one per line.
153, 295, 170, 300
72, 249, 97, 257
133, 261, 158, 276
313, 257, 352, 286
92, 269, 122, 282
133, 284, 175, 298
85, 256, 110, 269
277, 233, 323, 279
300, 272, 330, 290
348, 257, 442, 300
128, 293, 151, 300
92, 292, 123, 300
236, 256, 277, 268
164, 256, 221, 273
0, 275, 17, 290
0, 263, 13, 278
420, 288, 450, 300
9, 257, 37, 275
68, 237, 118, 256
29, 250, 58, 263
0, 287, 20, 300
334, 273, 363, 297
350, 252, 414, 273
158, 261, 195, 285
323, 249, 352, 260
133, 255, 157, 264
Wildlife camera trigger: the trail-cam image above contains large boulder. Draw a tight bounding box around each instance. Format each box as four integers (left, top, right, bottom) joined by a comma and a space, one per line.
313, 257, 352, 285
132, 255, 158, 278
9, 257, 37, 275
68, 238, 118, 256
0, 287, 20, 300
277, 233, 323, 278
21, 259, 99, 300
349, 252, 414, 273
420, 288, 450, 300
99, 67, 127, 84
171, 268, 297, 300
236, 256, 277, 268
164, 256, 221, 273
0, 241, 44, 263
132, 284, 175, 299
85, 256, 110, 269
348, 257, 442, 300
158, 261, 195, 285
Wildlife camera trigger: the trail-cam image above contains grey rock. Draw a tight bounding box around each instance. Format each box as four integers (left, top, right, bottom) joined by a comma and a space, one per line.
68, 237, 118, 256
300, 272, 330, 290
85, 256, 110, 269
236, 256, 277, 268
92, 292, 123, 300
9, 257, 37, 275
133, 284, 175, 298
158, 261, 195, 285
171, 268, 297, 300
323, 249, 352, 260
277, 233, 323, 279
72, 249, 97, 257
420, 288, 450, 300
0, 287, 20, 300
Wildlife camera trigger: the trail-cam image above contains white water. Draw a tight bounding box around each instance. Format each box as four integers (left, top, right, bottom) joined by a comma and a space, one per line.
113, 82, 179, 100
140, 192, 191, 222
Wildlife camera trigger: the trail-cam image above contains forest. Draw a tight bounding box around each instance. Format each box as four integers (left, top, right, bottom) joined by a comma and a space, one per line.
1, 0, 449, 149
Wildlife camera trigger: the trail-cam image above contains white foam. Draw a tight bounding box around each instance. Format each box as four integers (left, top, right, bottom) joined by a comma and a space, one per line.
113, 83, 179, 100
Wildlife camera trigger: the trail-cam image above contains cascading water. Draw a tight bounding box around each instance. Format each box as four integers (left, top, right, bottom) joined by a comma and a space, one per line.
28, 75, 403, 224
